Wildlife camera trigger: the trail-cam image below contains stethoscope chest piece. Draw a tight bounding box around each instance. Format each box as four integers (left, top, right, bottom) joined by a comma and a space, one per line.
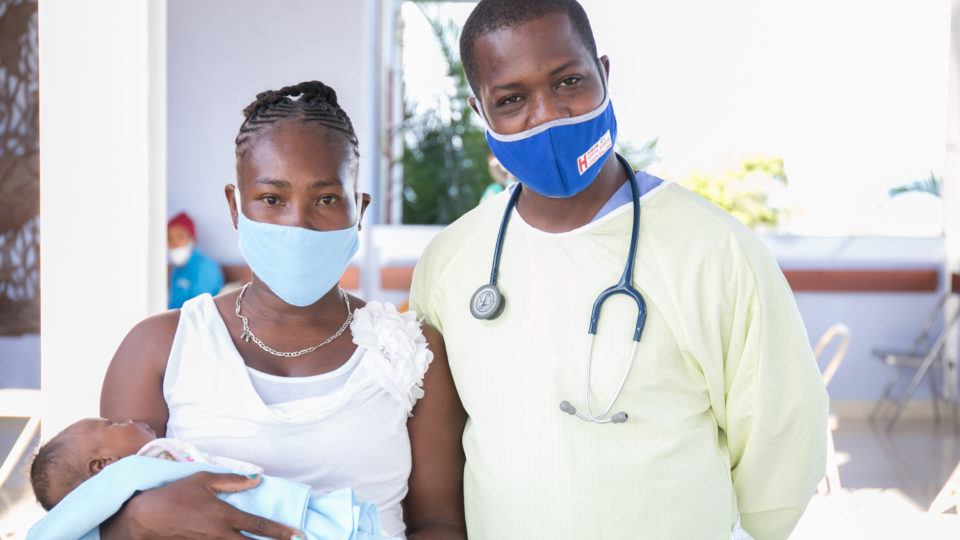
470, 283, 505, 320
470, 154, 648, 426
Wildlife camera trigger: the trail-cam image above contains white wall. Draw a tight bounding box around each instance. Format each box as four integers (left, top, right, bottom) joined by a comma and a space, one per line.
39, 0, 168, 436
797, 292, 944, 401
166, 0, 381, 265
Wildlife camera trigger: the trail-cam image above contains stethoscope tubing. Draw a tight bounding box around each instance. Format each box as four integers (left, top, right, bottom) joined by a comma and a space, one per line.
475, 153, 648, 424
488, 184, 523, 287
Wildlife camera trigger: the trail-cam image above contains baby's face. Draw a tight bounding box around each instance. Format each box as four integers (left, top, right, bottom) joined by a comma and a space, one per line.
76, 417, 157, 459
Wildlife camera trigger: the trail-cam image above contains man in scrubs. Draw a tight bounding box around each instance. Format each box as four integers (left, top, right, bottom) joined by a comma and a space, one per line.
409, 1, 828, 539
167, 212, 224, 309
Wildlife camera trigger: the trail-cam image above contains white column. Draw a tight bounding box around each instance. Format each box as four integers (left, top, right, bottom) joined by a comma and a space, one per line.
383, 0, 406, 225
944, 0, 960, 401
39, 0, 167, 437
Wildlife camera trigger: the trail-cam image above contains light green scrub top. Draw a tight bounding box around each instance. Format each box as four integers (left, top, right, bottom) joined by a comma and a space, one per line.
410, 182, 828, 540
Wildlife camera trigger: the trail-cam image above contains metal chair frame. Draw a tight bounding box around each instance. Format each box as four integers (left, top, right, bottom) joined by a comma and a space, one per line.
0, 388, 40, 509
814, 323, 851, 495
869, 293, 960, 432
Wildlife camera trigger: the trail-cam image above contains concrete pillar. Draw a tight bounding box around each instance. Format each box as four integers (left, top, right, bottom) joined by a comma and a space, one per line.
944, 0, 960, 401
39, 0, 167, 436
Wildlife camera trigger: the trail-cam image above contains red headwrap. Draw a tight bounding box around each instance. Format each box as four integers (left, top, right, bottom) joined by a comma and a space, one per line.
167, 212, 196, 239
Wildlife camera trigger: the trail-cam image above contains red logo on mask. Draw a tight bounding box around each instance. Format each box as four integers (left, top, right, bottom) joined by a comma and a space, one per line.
576, 131, 613, 175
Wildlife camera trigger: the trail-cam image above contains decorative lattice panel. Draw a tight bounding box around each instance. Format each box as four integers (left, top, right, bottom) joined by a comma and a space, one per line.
0, 0, 38, 335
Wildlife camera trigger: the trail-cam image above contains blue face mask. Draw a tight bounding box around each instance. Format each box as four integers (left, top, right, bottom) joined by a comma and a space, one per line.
234, 188, 360, 307
479, 91, 618, 199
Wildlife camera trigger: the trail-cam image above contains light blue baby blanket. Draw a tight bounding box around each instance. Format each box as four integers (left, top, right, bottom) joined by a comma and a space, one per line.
27, 455, 391, 540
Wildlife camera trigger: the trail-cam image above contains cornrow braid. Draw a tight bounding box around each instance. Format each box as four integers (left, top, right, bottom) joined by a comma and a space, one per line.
235, 80, 360, 161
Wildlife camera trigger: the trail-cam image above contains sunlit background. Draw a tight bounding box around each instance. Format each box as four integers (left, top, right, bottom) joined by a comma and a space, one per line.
401, 1, 949, 236
1, 0, 960, 537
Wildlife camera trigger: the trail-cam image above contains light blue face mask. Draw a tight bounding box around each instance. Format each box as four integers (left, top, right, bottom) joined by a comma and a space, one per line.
477, 75, 618, 199
233, 188, 360, 307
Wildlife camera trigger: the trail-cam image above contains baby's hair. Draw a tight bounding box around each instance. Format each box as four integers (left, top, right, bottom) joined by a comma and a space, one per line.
235, 80, 360, 164
30, 434, 84, 511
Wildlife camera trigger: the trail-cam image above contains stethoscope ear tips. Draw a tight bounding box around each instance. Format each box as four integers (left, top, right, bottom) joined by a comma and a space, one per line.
559, 401, 629, 424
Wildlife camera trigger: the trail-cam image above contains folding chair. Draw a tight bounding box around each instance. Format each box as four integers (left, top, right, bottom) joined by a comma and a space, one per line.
814, 323, 851, 495
815, 323, 851, 388
870, 293, 960, 432
0, 388, 40, 508
929, 460, 960, 514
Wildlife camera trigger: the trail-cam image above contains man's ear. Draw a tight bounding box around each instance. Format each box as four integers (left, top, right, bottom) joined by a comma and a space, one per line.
600, 55, 610, 80
468, 96, 481, 117
225, 184, 239, 230
88, 456, 116, 475
358, 193, 372, 231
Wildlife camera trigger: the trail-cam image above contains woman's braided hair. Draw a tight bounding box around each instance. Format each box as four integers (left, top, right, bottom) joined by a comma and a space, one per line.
235, 81, 359, 162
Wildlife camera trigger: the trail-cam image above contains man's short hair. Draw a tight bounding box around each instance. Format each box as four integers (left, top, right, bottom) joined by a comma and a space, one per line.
459, 0, 599, 94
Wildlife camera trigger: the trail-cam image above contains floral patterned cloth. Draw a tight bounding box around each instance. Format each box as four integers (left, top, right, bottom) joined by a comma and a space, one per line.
136, 437, 263, 475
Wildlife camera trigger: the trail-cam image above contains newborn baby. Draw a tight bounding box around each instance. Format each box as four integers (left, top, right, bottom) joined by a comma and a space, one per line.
29, 418, 391, 540
30, 417, 259, 509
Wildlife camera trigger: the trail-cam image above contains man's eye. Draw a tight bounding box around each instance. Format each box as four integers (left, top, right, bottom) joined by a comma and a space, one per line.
262, 195, 280, 205
319, 195, 339, 206
498, 95, 523, 107
558, 76, 582, 88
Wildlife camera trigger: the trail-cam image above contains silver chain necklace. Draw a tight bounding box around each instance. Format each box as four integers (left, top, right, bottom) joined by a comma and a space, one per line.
234, 282, 353, 358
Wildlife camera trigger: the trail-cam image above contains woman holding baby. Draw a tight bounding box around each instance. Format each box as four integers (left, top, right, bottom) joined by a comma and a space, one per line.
96, 81, 467, 539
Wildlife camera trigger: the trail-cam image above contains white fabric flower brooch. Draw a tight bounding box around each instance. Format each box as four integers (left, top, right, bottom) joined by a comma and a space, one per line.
351, 301, 433, 413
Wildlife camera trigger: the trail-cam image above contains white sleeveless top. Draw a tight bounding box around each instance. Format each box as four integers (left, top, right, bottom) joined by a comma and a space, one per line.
163, 294, 433, 537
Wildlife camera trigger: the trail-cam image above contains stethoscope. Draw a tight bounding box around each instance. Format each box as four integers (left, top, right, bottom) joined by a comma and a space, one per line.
470, 153, 647, 424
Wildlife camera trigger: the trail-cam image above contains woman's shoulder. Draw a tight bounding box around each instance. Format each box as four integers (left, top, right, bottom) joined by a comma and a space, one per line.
107, 293, 219, 385
115, 309, 182, 368
124, 309, 180, 352
350, 300, 433, 414
101, 308, 183, 428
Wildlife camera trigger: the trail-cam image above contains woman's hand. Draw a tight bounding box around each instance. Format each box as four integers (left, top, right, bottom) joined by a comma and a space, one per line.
101, 472, 303, 540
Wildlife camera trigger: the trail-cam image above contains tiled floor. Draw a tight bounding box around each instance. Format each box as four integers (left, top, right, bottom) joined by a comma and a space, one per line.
835, 415, 960, 508
792, 413, 960, 539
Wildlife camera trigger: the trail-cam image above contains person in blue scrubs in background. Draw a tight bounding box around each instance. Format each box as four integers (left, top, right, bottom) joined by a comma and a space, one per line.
480, 153, 516, 202
167, 212, 223, 309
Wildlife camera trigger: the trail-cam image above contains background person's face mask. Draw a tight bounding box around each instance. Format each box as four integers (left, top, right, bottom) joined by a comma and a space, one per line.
168, 244, 193, 267
477, 77, 618, 199
233, 188, 360, 307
